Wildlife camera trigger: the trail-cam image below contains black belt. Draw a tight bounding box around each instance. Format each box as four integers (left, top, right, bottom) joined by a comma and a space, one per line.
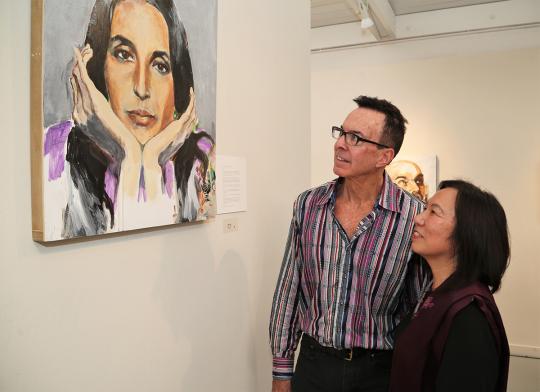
301, 334, 392, 361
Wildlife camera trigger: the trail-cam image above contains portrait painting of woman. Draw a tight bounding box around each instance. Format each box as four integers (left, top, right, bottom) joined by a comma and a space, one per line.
33, 0, 217, 241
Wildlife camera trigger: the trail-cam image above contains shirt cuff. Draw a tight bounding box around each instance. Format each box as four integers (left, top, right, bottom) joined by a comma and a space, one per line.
272, 356, 294, 380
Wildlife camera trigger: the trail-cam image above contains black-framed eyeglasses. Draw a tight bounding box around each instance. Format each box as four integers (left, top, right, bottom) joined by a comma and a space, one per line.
331, 126, 390, 149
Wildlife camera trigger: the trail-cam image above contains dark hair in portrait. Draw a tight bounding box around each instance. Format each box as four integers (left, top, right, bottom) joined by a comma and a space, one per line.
353, 95, 407, 155
66, 0, 213, 233
439, 180, 510, 293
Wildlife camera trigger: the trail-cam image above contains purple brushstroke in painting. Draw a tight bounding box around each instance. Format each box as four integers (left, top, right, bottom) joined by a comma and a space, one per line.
104, 168, 118, 206
197, 135, 213, 154
44, 121, 71, 180
164, 161, 174, 198
138, 167, 147, 202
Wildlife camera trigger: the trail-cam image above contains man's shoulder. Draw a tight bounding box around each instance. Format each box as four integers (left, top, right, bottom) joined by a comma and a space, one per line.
297, 180, 336, 200
293, 180, 336, 210
398, 187, 425, 210
384, 181, 425, 218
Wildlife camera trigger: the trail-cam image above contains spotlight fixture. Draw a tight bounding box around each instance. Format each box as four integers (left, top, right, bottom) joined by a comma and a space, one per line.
357, 0, 374, 29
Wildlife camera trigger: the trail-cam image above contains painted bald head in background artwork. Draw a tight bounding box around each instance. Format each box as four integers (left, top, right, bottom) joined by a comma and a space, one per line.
387, 159, 429, 202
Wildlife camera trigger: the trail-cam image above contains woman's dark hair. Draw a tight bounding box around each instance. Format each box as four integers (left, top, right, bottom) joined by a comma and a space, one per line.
439, 180, 510, 293
66, 0, 212, 234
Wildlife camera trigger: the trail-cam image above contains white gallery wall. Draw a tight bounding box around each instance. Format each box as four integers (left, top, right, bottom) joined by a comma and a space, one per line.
312, 28, 540, 391
0, 1, 310, 391
2, 0, 539, 390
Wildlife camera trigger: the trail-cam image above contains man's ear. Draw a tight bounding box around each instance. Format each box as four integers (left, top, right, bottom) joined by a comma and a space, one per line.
376, 148, 395, 168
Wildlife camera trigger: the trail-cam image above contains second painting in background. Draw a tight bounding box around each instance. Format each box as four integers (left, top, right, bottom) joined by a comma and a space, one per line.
387, 155, 438, 203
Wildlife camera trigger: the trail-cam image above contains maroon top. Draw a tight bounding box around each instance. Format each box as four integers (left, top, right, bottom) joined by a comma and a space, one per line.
390, 281, 509, 392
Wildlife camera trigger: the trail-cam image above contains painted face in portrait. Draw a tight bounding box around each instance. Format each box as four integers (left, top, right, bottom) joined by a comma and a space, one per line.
412, 187, 457, 262
105, 0, 175, 145
387, 160, 428, 201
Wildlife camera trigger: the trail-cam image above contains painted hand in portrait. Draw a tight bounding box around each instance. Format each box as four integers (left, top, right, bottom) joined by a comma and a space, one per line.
35, 0, 217, 241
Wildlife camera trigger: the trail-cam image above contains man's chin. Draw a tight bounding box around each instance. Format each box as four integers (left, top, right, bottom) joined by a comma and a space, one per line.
333, 166, 348, 178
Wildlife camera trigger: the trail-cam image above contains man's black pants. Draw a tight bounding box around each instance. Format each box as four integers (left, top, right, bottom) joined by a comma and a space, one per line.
292, 334, 392, 392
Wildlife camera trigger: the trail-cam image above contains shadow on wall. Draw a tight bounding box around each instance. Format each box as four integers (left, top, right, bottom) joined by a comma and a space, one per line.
153, 237, 255, 391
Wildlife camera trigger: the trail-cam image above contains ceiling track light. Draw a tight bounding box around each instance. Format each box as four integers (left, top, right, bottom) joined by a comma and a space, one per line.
356, 0, 374, 29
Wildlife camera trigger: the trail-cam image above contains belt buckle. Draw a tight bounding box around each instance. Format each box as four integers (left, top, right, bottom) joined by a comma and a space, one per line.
345, 349, 353, 361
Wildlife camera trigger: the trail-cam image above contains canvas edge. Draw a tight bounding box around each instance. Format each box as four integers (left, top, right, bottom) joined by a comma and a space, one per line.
30, 0, 45, 242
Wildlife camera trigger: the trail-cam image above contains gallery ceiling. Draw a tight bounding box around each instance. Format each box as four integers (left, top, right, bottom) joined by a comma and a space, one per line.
312, 0, 506, 28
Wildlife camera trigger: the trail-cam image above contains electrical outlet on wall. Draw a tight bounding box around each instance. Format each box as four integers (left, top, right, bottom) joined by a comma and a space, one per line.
223, 218, 239, 233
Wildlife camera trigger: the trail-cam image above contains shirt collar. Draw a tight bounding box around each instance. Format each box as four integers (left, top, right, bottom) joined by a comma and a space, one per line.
315, 172, 401, 213
315, 180, 338, 206
379, 171, 401, 213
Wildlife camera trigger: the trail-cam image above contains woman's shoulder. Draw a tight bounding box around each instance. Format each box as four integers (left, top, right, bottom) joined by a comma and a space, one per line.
442, 283, 499, 349
451, 302, 494, 335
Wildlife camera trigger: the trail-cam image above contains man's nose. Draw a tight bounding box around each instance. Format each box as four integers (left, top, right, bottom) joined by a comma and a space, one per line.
410, 181, 420, 193
335, 133, 348, 149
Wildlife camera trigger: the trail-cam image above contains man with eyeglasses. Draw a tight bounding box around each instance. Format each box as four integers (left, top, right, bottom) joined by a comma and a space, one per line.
270, 96, 427, 392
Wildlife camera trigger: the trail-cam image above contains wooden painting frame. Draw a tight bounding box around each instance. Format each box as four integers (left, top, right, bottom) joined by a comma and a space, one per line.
31, 0, 45, 241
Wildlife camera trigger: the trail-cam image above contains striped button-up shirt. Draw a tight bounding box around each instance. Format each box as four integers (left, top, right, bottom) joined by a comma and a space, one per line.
269, 173, 428, 379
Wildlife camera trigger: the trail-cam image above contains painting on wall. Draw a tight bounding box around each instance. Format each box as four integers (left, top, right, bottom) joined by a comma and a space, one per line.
31, 0, 217, 242
387, 155, 438, 203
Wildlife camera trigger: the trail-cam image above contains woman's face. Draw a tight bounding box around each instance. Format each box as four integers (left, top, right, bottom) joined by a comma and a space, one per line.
412, 187, 457, 262
105, 0, 175, 145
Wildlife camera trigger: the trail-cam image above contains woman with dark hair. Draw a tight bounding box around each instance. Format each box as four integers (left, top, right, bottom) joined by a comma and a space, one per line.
44, 0, 215, 239
389, 180, 510, 392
